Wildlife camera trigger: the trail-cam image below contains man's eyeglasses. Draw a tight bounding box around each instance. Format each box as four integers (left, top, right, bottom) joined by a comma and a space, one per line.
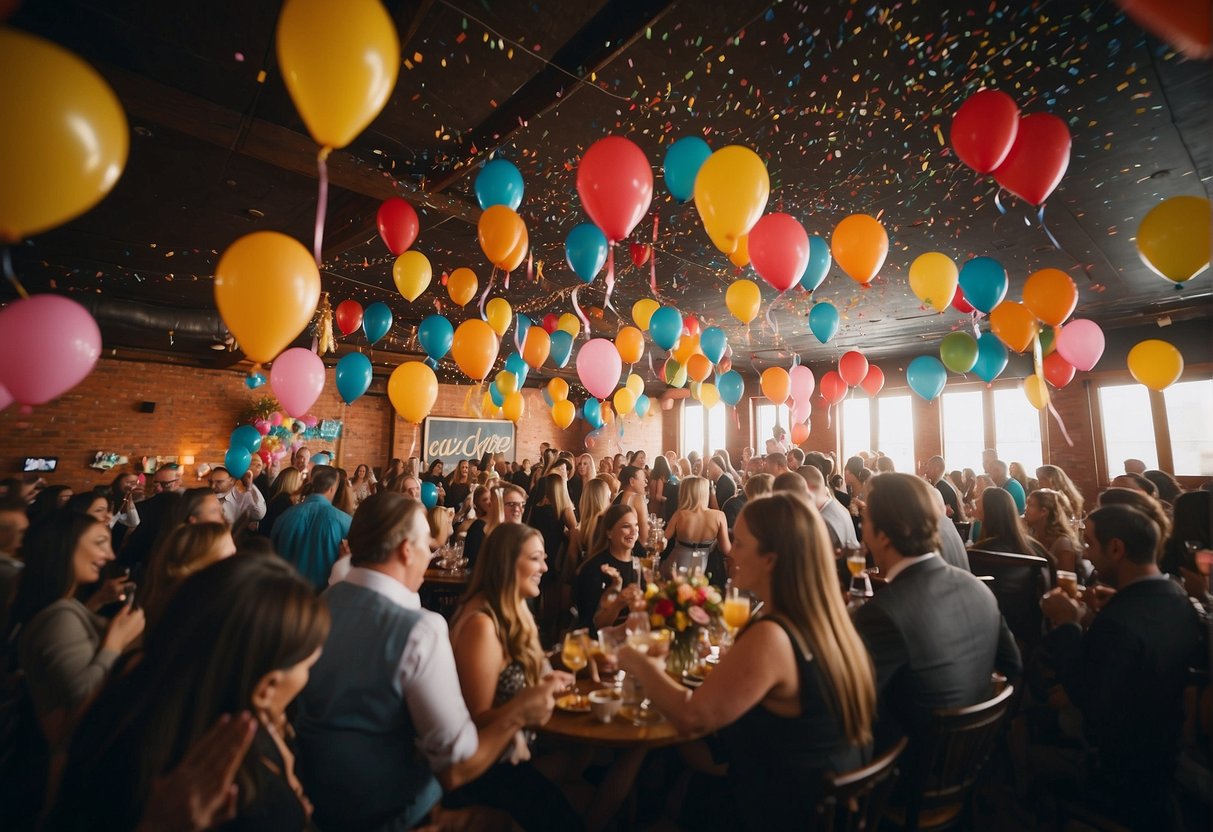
153, 478, 180, 490
504, 500, 526, 509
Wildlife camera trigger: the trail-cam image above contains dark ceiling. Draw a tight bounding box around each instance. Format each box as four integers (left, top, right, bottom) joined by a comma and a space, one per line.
5, 0, 1211, 381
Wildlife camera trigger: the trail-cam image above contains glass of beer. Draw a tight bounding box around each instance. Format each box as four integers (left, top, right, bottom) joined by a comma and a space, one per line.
722, 585, 751, 634
1056, 570, 1079, 598
845, 547, 866, 577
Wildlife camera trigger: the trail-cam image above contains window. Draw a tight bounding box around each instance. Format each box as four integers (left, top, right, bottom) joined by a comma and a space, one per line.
1163, 379, 1213, 475
752, 402, 790, 452
991, 388, 1043, 473
941, 390, 986, 473
707, 403, 727, 455
876, 395, 915, 474
840, 397, 872, 463
1098, 384, 1158, 471
682, 402, 705, 460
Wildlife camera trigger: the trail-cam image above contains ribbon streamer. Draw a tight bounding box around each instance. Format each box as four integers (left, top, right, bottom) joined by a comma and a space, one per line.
1047, 400, 1075, 447
993, 188, 1007, 216
650, 215, 660, 295
313, 148, 331, 268
2, 248, 29, 299
526, 251, 534, 283
1037, 203, 1096, 282
571, 285, 591, 338
604, 245, 618, 315
478, 269, 497, 320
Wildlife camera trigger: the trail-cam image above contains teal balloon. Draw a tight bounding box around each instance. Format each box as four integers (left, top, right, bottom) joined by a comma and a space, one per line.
907, 356, 947, 401
634, 393, 651, 418
808, 302, 840, 344
230, 424, 262, 453
958, 257, 1008, 314
663, 136, 712, 202
224, 446, 252, 478
335, 352, 373, 404
363, 302, 393, 345
717, 370, 745, 406
649, 306, 683, 351
245, 372, 266, 390
939, 332, 978, 374
417, 315, 454, 362
700, 326, 727, 364
505, 352, 529, 384
475, 158, 524, 211
549, 330, 574, 368
489, 383, 505, 407
565, 223, 609, 283
420, 481, 439, 509
583, 397, 604, 429
972, 332, 1009, 382
799, 236, 832, 292
541, 388, 553, 408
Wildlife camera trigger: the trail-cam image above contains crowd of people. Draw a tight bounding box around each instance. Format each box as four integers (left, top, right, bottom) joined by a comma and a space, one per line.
0, 436, 1208, 831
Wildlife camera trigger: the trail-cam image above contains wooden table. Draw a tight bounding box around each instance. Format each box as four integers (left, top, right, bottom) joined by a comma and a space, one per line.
539, 679, 693, 750
421, 569, 469, 619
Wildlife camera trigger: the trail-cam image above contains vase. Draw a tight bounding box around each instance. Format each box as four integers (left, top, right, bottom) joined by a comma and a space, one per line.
667, 629, 700, 678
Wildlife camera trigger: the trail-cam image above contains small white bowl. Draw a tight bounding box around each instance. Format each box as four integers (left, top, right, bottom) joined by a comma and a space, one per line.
588, 688, 623, 723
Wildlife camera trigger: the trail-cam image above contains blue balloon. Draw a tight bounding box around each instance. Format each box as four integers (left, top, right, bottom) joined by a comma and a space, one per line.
583, 397, 604, 429
417, 314, 454, 362
541, 388, 553, 408
717, 370, 745, 406
420, 481, 439, 510
336, 352, 373, 404
504, 352, 529, 385
565, 223, 609, 283
489, 383, 505, 407
958, 257, 1008, 314
224, 446, 252, 478
363, 302, 393, 345
700, 326, 727, 364
475, 158, 524, 211
972, 332, 1010, 382
245, 372, 266, 390
907, 356, 948, 401
808, 302, 840, 344
549, 330, 574, 368
663, 136, 712, 202
649, 306, 683, 351
634, 393, 651, 418
230, 424, 262, 453
799, 236, 832, 292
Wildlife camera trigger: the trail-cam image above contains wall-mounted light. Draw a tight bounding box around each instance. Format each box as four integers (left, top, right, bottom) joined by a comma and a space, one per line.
181, 455, 195, 465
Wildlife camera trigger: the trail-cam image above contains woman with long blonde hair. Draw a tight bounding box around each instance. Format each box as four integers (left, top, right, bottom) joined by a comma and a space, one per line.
1024, 488, 1082, 573
575, 479, 612, 567
1034, 464, 1084, 520
663, 476, 730, 581
619, 492, 875, 827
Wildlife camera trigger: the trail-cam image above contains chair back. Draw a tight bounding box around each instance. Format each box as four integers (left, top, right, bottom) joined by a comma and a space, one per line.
817, 736, 909, 832
966, 549, 1051, 650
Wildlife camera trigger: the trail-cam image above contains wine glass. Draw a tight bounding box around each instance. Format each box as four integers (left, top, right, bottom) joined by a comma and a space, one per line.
844, 547, 866, 578
562, 629, 589, 677
597, 625, 626, 689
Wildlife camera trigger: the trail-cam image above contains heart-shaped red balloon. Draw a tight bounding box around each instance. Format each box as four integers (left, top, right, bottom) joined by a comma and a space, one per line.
629, 242, 652, 267
950, 89, 1020, 174
992, 113, 1071, 206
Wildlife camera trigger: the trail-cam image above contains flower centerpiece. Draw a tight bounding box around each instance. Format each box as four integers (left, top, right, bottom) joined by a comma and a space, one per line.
643, 573, 723, 677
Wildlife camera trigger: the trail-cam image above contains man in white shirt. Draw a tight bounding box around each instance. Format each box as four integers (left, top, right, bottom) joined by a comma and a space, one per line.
800, 464, 859, 551
208, 466, 266, 527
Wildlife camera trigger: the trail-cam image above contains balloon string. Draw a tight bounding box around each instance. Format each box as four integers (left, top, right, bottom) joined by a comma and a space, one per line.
1038, 203, 1097, 282
526, 251, 534, 283
571, 285, 591, 338
504, 268, 511, 291
764, 293, 781, 338
1047, 400, 1074, 448
513, 314, 525, 354
604, 246, 618, 315
313, 147, 331, 268
2, 248, 29, 299
646, 352, 657, 380
650, 216, 659, 295
993, 188, 1007, 216
478, 269, 497, 320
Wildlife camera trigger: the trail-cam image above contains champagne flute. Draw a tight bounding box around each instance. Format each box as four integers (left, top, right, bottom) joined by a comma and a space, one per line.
562, 629, 589, 676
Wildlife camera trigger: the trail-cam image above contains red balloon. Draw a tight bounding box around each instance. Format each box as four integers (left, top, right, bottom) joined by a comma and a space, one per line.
682, 315, 700, 337
1115, 0, 1212, 60
334, 300, 363, 336
542, 313, 559, 334
819, 370, 848, 406
838, 351, 869, 387
861, 365, 885, 397
576, 136, 653, 242
949, 89, 1020, 174
630, 242, 652, 267
376, 198, 420, 255
992, 113, 1072, 206
748, 213, 810, 292
951, 285, 975, 314
1043, 351, 1076, 388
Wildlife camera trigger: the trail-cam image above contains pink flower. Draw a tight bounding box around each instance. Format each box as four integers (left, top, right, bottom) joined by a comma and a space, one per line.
688, 606, 710, 626
676, 583, 695, 603
695, 587, 708, 604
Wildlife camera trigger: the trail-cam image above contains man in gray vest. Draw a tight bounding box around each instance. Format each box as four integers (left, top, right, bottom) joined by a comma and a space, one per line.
295, 492, 559, 830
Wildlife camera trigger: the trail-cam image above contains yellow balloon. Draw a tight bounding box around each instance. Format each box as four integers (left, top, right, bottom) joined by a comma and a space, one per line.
447, 267, 478, 306
485, 297, 513, 337
214, 232, 321, 364
451, 319, 499, 380
0, 29, 129, 243
613, 387, 636, 416
1128, 339, 1184, 391
632, 298, 660, 330
601, 403, 615, 425
551, 399, 576, 429
392, 250, 432, 302
626, 373, 645, 398
557, 313, 581, 338
615, 326, 645, 365
831, 214, 889, 285
698, 382, 721, 409
478, 206, 524, 266
548, 377, 570, 402
495, 370, 518, 396
276, 0, 400, 149
694, 146, 770, 254
502, 391, 525, 423
1136, 195, 1211, 284
1023, 374, 1050, 411
726, 279, 762, 324
388, 361, 438, 424
908, 252, 959, 313
481, 391, 501, 419
729, 235, 751, 268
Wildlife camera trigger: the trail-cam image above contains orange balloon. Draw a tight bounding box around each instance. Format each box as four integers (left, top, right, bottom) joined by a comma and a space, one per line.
615, 326, 645, 364
601, 403, 615, 424
673, 333, 701, 365
1022, 268, 1078, 327
451, 318, 499, 380
791, 422, 811, 446
478, 205, 523, 265
989, 300, 1040, 353
761, 367, 791, 404
522, 325, 550, 369
447, 267, 478, 306
500, 222, 529, 271
687, 353, 713, 383
830, 214, 888, 285
551, 399, 576, 428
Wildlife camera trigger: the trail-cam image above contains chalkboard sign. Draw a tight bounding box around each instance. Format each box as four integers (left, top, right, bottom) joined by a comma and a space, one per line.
422, 416, 516, 466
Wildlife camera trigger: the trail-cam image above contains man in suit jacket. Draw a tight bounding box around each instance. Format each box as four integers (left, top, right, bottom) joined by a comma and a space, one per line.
853, 473, 1020, 742
1040, 505, 1202, 830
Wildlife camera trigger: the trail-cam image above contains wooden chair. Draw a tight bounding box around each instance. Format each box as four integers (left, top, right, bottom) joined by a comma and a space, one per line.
967, 549, 1052, 652
815, 736, 909, 832
885, 684, 1016, 830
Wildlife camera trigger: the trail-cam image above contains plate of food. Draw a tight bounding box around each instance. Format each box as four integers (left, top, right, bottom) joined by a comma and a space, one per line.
555, 692, 591, 712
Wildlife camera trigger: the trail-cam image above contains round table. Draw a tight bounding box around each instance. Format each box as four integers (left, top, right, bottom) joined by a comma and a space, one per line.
538, 679, 694, 749
421, 569, 469, 619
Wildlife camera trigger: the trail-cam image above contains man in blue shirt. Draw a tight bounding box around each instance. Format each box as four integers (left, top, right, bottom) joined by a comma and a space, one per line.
988, 459, 1026, 514
271, 465, 350, 590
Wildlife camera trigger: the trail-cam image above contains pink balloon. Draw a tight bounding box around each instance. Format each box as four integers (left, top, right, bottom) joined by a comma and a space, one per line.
748, 213, 810, 292
269, 412, 284, 426
0, 383, 12, 412
576, 136, 654, 242
270, 348, 326, 417
576, 338, 624, 400
789, 364, 816, 403
0, 295, 101, 406
790, 397, 812, 425
1055, 319, 1105, 372
254, 419, 271, 435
